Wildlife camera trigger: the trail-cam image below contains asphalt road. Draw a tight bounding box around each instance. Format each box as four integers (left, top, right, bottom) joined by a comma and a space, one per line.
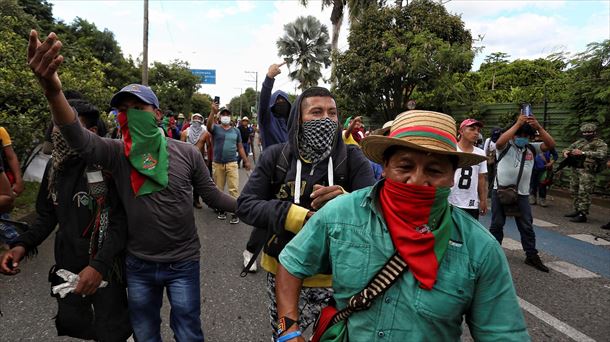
1, 166, 609, 341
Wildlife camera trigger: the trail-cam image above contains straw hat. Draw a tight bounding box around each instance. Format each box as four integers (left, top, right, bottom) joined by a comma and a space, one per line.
361, 110, 486, 168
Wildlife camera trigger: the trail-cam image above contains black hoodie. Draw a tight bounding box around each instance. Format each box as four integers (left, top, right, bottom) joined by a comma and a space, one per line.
237, 89, 375, 287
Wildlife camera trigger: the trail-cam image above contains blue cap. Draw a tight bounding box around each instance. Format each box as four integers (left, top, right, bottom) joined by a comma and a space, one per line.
110, 84, 160, 109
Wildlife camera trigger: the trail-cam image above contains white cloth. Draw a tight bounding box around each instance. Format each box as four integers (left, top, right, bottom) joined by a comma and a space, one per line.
51, 269, 108, 298
449, 146, 488, 209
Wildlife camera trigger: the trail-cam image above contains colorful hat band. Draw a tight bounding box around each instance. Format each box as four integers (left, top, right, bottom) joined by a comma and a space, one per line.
390, 125, 457, 149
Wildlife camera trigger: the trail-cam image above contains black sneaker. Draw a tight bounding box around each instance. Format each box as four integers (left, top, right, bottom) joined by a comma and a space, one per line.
569, 213, 587, 223
525, 255, 549, 273
229, 214, 240, 224
601, 222, 610, 230
217, 211, 227, 220
564, 211, 580, 218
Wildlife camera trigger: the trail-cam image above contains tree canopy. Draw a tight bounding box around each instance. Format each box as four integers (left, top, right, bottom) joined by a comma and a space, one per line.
277, 15, 332, 90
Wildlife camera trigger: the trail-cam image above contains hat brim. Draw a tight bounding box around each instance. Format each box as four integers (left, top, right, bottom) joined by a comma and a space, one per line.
361, 135, 487, 168
110, 91, 156, 108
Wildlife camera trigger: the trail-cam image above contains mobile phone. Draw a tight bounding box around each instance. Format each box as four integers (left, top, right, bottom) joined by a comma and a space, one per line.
213, 96, 220, 104
522, 103, 532, 116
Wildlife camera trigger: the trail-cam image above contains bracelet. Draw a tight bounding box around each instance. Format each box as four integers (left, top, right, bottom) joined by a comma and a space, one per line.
277, 330, 302, 342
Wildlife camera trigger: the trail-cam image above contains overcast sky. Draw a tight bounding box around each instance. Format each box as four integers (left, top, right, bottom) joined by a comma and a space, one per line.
49, 0, 610, 105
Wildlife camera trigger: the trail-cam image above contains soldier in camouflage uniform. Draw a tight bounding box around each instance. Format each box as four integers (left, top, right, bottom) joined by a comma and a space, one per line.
563, 123, 608, 223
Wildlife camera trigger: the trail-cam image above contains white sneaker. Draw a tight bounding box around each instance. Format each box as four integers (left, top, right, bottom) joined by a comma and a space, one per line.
243, 250, 257, 272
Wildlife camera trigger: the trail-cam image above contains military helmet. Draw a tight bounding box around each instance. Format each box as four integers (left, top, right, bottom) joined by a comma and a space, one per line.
580, 122, 597, 133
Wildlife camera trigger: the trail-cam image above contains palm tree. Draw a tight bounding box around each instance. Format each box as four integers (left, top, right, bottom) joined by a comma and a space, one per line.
299, 0, 379, 87
277, 16, 332, 90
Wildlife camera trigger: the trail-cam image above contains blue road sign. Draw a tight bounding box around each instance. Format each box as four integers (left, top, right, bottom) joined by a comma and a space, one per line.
191, 69, 216, 84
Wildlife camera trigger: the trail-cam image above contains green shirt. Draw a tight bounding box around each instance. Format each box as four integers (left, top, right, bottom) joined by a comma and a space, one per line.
279, 183, 529, 342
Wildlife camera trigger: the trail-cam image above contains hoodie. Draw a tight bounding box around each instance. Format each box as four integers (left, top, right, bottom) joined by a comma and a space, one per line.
258, 76, 290, 148
237, 89, 375, 287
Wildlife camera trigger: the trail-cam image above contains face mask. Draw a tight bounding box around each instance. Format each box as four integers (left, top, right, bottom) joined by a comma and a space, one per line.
583, 133, 594, 141
191, 121, 202, 128
272, 102, 291, 118
220, 116, 231, 125
298, 118, 338, 164
514, 137, 529, 148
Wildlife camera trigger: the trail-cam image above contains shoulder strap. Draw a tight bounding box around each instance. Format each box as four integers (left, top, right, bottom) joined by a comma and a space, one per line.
331, 253, 408, 324
496, 145, 510, 163
515, 147, 529, 187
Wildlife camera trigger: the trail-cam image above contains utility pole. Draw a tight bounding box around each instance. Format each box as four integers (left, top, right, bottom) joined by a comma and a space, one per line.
245, 71, 259, 113
142, 0, 149, 85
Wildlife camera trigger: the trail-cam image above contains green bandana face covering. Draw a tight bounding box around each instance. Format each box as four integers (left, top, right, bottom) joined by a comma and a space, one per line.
117, 108, 169, 196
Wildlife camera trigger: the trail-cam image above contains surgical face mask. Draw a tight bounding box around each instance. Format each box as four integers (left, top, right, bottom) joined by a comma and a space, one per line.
272, 102, 291, 118
514, 137, 529, 148
220, 116, 231, 125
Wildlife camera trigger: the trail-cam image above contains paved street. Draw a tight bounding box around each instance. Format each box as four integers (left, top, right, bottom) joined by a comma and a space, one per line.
1, 167, 609, 341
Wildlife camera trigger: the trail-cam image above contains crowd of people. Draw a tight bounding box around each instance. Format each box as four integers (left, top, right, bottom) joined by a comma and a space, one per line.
0, 30, 608, 342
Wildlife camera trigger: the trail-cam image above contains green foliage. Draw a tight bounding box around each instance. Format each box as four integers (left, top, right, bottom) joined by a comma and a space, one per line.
228, 88, 259, 118
334, 0, 474, 124
148, 60, 201, 114
277, 15, 332, 89
191, 93, 212, 117
563, 40, 610, 143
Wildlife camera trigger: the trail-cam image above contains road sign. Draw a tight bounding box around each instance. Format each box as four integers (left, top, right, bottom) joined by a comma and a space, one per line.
191, 69, 216, 84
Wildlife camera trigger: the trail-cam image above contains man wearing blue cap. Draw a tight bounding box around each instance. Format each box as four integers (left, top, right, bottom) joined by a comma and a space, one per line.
25, 30, 237, 341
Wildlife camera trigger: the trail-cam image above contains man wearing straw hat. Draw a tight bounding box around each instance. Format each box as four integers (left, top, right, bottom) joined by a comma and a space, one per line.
275, 110, 528, 341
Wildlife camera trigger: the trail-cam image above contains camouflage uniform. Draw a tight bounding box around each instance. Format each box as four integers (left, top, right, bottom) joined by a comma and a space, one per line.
563, 123, 608, 215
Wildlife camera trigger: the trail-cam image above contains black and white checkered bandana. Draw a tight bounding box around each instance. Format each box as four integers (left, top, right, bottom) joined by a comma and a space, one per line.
298, 118, 338, 164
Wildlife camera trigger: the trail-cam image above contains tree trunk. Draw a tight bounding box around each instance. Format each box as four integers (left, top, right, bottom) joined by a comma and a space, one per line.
329, 0, 344, 88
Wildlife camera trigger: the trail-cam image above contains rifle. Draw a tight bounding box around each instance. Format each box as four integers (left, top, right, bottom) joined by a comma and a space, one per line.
554, 154, 585, 174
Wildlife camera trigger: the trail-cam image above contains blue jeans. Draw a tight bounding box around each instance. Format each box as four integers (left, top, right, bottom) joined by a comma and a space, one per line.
125, 254, 203, 342
489, 190, 538, 257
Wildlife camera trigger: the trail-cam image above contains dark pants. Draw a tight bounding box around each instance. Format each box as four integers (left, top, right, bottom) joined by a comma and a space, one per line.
53, 278, 132, 341
490, 190, 538, 257
462, 208, 480, 220
237, 142, 250, 166
126, 254, 203, 342
51, 234, 131, 341
530, 168, 547, 199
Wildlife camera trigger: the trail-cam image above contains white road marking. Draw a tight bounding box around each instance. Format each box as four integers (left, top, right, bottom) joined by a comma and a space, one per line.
501, 237, 522, 250
518, 297, 596, 342
569, 234, 610, 246
533, 218, 558, 227
546, 261, 600, 279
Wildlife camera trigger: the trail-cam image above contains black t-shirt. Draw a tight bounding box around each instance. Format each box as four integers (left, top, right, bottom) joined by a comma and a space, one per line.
238, 125, 252, 143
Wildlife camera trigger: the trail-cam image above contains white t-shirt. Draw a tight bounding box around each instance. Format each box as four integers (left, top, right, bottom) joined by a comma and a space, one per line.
494, 142, 542, 195
449, 146, 488, 209
483, 138, 496, 158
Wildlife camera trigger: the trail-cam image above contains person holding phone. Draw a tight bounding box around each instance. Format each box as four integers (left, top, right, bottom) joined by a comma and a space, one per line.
206, 105, 251, 224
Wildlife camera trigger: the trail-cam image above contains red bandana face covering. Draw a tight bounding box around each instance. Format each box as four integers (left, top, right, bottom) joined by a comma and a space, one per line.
379, 178, 453, 290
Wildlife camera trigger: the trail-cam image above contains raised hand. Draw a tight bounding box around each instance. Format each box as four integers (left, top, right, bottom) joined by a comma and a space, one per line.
27, 30, 64, 97
267, 61, 286, 79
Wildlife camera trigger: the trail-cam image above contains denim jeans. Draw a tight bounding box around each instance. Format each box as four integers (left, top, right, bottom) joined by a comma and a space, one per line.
489, 190, 538, 257
125, 254, 203, 342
